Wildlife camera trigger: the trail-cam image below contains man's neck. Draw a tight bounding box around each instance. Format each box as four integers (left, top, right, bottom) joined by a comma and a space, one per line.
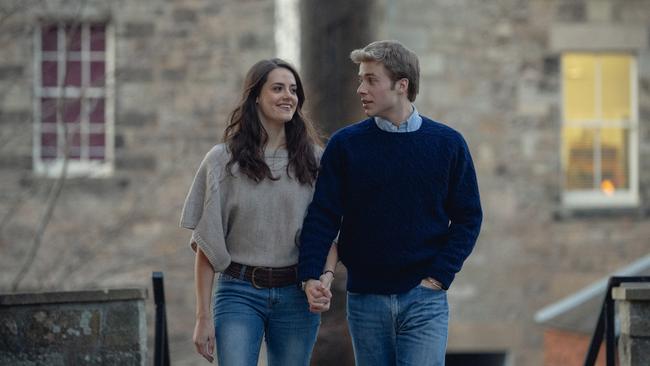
380, 101, 413, 126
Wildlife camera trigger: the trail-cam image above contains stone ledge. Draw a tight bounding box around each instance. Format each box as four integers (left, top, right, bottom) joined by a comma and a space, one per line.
0, 288, 147, 306
613, 284, 650, 301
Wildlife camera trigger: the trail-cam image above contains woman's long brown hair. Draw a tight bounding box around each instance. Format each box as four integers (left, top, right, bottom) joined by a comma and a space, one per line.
223, 58, 322, 185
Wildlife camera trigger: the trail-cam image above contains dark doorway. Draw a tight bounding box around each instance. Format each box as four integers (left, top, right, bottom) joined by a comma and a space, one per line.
446, 352, 508, 366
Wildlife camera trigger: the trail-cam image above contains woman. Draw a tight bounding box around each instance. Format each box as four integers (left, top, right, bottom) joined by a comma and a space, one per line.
180, 58, 337, 365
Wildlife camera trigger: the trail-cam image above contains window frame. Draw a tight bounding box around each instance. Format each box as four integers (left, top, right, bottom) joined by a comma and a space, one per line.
32, 21, 115, 178
560, 52, 639, 209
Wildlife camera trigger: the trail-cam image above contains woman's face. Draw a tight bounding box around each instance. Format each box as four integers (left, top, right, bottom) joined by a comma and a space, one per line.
256, 67, 299, 127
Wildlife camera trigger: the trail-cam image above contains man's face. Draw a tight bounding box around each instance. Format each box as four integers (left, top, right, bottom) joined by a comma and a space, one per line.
356, 61, 401, 119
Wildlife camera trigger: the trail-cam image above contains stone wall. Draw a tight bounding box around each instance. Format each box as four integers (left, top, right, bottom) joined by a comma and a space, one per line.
0, 288, 147, 365
614, 283, 650, 365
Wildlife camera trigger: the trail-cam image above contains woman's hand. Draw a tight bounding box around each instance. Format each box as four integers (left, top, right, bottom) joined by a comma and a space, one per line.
319, 271, 334, 290
304, 279, 332, 313
193, 316, 215, 363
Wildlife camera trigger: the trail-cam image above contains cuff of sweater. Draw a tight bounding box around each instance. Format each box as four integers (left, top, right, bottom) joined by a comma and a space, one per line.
429, 269, 455, 290
298, 264, 323, 282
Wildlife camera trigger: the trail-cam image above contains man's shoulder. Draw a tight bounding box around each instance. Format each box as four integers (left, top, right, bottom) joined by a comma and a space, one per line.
331, 118, 375, 141
419, 116, 465, 145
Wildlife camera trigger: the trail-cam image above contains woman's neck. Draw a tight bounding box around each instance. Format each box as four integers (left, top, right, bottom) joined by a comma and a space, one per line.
261, 120, 286, 151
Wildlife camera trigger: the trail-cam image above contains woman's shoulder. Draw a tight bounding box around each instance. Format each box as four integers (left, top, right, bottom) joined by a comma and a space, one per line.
312, 143, 324, 159
199, 143, 232, 177
204, 143, 230, 162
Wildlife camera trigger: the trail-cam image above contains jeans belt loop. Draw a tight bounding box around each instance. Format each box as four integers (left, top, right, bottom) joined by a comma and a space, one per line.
239, 264, 247, 281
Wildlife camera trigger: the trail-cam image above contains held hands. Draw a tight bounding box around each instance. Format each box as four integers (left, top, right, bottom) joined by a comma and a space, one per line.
193, 316, 215, 363
304, 278, 332, 313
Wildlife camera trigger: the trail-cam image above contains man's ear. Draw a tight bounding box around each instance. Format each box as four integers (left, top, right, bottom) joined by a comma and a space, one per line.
398, 78, 409, 95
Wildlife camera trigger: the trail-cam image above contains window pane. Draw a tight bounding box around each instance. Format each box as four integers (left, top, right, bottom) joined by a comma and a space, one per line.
61, 132, 82, 159
66, 24, 82, 51
90, 24, 105, 51
42, 61, 58, 87
90, 62, 105, 86
41, 25, 58, 51
41, 98, 58, 123
89, 133, 105, 160
41, 132, 57, 146
64, 61, 81, 86
41, 61, 58, 86
601, 55, 631, 121
563, 54, 596, 121
563, 126, 595, 190
62, 99, 81, 124
41, 131, 57, 159
601, 127, 629, 190
89, 98, 105, 124
41, 148, 58, 160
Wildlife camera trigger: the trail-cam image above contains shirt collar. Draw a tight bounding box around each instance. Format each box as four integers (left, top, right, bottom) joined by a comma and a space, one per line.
374, 105, 422, 133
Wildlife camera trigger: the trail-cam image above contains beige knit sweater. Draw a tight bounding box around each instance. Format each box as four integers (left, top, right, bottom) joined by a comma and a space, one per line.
180, 144, 322, 272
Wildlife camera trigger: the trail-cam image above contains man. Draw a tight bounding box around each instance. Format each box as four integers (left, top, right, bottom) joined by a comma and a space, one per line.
298, 40, 482, 365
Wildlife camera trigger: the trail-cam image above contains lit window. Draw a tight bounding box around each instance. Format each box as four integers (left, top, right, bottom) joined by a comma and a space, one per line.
561, 53, 638, 208
34, 22, 114, 177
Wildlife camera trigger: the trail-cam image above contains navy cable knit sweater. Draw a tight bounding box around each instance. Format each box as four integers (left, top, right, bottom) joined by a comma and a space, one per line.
298, 117, 482, 294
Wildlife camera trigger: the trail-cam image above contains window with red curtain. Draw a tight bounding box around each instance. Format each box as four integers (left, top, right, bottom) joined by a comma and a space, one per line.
35, 22, 112, 176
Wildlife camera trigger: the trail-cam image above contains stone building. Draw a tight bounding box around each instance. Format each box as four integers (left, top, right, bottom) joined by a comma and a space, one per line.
0, 0, 649, 365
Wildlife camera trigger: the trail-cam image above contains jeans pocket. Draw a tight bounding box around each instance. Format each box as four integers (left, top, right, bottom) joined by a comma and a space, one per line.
417, 283, 446, 292
219, 272, 240, 282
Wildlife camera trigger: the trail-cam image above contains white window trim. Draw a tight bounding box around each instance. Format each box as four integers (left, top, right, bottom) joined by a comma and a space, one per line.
560, 53, 639, 209
32, 22, 115, 178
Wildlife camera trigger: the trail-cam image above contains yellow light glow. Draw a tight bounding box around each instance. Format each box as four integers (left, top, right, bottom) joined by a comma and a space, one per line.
601, 179, 615, 196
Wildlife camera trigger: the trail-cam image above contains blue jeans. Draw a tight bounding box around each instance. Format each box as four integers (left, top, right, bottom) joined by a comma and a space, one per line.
347, 285, 449, 366
214, 273, 320, 366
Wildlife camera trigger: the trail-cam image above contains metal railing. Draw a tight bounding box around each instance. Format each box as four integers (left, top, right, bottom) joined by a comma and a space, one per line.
153, 271, 170, 366
584, 276, 650, 366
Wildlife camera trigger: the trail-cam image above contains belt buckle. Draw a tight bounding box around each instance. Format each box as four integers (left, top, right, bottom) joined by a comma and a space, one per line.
251, 267, 264, 289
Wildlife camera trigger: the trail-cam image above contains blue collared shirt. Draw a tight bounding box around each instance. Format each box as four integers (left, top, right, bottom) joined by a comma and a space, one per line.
374, 105, 422, 133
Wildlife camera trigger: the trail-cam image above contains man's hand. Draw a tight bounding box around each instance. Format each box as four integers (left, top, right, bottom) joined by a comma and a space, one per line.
304, 279, 332, 313
193, 316, 215, 363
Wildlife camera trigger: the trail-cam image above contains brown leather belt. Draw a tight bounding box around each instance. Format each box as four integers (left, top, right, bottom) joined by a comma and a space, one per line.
224, 262, 298, 289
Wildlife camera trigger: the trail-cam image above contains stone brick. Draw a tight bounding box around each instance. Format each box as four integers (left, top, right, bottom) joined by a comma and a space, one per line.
123, 22, 155, 38
556, 2, 586, 22
116, 68, 153, 83
117, 112, 157, 127
0, 290, 146, 365
618, 301, 650, 337
0, 156, 31, 170
0, 110, 30, 124
619, 335, 650, 366
173, 8, 197, 22
115, 155, 157, 171
0, 65, 23, 79
161, 68, 186, 81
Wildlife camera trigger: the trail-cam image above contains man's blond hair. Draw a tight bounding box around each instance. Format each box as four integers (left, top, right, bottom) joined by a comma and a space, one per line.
350, 40, 420, 102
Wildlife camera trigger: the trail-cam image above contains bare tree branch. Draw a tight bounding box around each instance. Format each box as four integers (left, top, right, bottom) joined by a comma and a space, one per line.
11, 1, 88, 291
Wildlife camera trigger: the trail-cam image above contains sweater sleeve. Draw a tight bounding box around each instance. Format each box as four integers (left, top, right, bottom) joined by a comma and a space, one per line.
429, 136, 482, 289
298, 135, 345, 281
179, 146, 232, 272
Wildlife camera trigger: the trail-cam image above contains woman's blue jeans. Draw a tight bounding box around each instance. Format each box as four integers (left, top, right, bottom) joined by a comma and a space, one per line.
214, 273, 320, 366
347, 284, 449, 366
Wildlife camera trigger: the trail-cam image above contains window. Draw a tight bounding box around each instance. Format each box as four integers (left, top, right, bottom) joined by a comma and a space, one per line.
33, 22, 114, 177
561, 53, 638, 208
